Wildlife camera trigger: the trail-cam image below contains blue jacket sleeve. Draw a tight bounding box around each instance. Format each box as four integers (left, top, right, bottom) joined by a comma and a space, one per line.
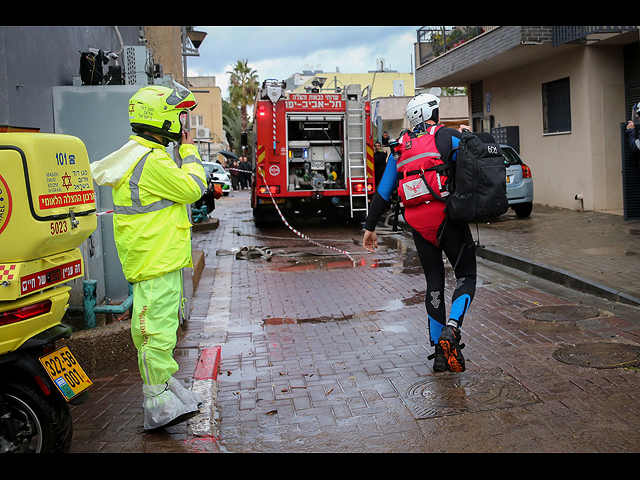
449, 136, 460, 162
376, 154, 399, 202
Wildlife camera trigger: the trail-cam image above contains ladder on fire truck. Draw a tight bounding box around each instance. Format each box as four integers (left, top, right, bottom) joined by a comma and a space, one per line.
345, 84, 369, 219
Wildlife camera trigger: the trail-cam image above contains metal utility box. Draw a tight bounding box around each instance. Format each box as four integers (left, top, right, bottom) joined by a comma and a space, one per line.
53, 85, 140, 303
491, 126, 520, 153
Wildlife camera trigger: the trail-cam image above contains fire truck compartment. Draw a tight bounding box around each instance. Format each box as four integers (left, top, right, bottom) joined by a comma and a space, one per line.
287, 116, 345, 191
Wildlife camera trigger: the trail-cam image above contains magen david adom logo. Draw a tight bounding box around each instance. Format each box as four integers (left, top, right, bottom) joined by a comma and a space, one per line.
0, 174, 12, 235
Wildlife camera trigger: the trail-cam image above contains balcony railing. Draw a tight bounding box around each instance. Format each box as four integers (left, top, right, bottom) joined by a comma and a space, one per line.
416, 26, 497, 66
552, 26, 638, 46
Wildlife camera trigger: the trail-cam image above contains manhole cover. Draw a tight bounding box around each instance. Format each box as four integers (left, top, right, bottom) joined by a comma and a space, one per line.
553, 342, 640, 369
522, 305, 600, 322
391, 368, 540, 420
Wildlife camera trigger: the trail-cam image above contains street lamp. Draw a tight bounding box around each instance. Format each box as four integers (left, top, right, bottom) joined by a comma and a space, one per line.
187, 30, 207, 49
182, 27, 207, 83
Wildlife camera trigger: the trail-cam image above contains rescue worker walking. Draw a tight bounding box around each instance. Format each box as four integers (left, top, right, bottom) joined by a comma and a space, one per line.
362, 93, 476, 373
90, 82, 207, 430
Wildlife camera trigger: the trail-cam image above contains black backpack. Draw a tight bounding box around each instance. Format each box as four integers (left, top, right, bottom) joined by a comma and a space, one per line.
446, 132, 508, 224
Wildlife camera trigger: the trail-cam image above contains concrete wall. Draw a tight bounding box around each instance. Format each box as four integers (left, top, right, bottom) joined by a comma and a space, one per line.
481, 46, 626, 212
0, 26, 142, 133
144, 26, 184, 85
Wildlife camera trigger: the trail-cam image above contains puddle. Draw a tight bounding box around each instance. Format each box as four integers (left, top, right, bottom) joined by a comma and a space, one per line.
376, 234, 406, 253
262, 310, 379, 326
271, 249, 424, 274
274, 256, 363, 272
378, 299, 405, 312
269, 234, 410, 272
262, 315, 344, 325
262, 317, 297, 325
401, 290, 426, 307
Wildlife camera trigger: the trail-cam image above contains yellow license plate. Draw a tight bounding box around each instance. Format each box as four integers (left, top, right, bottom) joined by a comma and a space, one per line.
39, 346, 92, 401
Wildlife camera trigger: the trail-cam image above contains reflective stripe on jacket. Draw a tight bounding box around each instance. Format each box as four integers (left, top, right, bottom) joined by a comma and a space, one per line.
91, 135, 206, 283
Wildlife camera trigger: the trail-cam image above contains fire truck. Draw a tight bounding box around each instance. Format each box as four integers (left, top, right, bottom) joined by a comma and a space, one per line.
250, 80, 375, 225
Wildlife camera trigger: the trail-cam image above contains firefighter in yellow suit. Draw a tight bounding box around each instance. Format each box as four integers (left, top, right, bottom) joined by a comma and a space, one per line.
90, 82, 207, 430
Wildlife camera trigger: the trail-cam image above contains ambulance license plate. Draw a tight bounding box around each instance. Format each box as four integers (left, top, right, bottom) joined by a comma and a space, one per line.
39, 347, 92, 401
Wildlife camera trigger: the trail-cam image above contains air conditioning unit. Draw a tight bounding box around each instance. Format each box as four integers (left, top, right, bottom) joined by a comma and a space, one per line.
196, 127, 210, 139
125, 46, 151, 85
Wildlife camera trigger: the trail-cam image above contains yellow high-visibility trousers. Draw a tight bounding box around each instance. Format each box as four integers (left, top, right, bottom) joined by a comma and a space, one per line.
131, 269, 201, 430
131, 269, 182, 386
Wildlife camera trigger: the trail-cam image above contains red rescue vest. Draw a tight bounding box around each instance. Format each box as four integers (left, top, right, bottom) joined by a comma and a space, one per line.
396, 124, 450, 246
396, 124, 449, 207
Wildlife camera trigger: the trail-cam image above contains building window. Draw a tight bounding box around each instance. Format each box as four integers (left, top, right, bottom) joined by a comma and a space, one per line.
192, 115, 205, 127
542, 77, 571, 134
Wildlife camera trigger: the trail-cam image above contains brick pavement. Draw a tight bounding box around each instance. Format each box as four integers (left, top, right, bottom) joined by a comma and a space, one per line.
68, 194, 640, 453
475, 205, 640, 306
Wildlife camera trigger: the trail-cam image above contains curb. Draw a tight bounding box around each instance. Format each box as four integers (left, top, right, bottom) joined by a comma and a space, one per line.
186, 234, 235, 442
477, 246, 640, 307
385, 213, 640, 308
190, 346, 221, 438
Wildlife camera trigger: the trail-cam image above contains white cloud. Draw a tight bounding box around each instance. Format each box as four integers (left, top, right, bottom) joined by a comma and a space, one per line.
187, 26, 418, 99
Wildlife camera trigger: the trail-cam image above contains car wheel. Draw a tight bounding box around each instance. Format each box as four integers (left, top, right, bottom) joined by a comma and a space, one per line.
512, 202, 533, 218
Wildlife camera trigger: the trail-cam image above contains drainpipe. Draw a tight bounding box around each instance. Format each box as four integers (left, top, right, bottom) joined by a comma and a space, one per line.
575, 194, 584, 212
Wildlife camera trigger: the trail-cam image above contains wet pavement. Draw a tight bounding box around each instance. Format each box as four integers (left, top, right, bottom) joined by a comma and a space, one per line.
68, 191, 640, 453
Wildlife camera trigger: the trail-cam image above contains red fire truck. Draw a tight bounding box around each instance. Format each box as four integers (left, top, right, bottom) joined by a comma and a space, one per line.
250, 80, 374, 225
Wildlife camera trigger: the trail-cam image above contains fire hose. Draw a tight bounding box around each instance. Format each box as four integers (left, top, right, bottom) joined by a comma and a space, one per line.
253, 167, 355, 262
94, 166, 357, 263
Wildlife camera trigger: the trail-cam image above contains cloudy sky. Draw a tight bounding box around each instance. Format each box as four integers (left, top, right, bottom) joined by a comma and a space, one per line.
186, 26, 419, 98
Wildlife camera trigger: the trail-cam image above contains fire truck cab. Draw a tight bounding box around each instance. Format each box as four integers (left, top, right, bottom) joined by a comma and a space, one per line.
251, 80, 374, 225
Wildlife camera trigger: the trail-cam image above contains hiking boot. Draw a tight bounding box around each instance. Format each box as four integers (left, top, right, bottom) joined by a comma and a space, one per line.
438, 325, 466, 372
430, 343, 449, 372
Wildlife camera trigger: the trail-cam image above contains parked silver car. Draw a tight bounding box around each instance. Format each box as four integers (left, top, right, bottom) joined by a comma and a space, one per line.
501, 145, 534, 217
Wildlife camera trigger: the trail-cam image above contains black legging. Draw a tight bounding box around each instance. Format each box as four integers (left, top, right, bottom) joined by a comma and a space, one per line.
412, 218, 476, 346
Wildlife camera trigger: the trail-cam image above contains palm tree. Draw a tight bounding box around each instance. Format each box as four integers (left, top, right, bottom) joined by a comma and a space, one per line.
227, 59, 259, 132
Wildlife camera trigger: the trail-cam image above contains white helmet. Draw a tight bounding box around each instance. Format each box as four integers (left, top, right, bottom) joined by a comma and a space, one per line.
406, 93, 441, 129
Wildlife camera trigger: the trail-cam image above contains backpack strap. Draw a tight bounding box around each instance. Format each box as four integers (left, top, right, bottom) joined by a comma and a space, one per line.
414, 171, 443, 202
398, 163, 449, 179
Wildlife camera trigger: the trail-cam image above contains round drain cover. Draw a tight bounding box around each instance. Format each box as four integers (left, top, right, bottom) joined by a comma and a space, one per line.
395, 368, 540, 419
522, 305, 600, 322
553, 342, 640, 369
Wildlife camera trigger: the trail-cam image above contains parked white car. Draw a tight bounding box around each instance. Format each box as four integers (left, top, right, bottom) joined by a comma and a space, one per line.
202, 161, 231, 196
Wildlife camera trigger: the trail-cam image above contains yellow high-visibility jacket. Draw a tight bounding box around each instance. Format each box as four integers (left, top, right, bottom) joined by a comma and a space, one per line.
91, 135, 206, 283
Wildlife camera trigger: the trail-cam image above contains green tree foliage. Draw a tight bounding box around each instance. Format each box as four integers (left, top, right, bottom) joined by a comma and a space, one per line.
227, 59, 259, 132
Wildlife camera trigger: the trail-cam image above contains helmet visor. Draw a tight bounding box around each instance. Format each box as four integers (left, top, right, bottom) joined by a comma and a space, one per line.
167, 81, 197, 110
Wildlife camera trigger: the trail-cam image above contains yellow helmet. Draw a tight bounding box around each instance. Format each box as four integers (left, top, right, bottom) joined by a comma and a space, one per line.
128, 82, 197, 142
